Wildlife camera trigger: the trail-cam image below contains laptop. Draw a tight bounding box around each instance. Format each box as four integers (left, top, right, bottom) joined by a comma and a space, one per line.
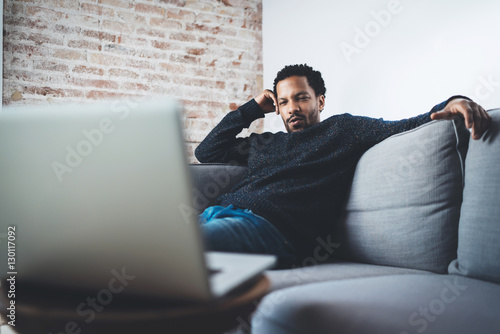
0, 97, 276, 302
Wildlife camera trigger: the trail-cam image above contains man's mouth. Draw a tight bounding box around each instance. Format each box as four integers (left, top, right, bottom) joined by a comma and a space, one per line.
288, 116, 304, 126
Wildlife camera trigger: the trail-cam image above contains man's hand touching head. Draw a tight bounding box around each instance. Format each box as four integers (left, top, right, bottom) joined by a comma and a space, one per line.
254, 89, 279, 115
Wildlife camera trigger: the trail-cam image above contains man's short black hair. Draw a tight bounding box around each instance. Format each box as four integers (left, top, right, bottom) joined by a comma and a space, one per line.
273, 64, 326, 98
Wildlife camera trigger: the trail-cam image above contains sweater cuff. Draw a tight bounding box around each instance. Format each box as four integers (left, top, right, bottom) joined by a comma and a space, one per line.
445, 95, 473, 105
239, 99, 266, 125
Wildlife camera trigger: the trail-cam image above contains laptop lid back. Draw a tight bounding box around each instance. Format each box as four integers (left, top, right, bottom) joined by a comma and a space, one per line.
0, 98, 212, 301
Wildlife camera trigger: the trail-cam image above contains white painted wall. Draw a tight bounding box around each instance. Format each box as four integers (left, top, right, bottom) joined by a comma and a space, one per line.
262, 0, 500, 132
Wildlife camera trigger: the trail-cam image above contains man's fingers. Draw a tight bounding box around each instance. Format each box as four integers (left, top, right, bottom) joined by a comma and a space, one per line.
473, 106, 492, 139
431, 109, 453, 120
464, 103, 474, 130
264, 89, 279, 114
432, 98, 491, 140
472, 106, 482, 139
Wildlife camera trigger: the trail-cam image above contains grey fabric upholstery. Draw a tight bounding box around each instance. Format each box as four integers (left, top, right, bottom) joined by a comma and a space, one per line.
336, 119, 469, 273
189, 163, 247, 212
449, 109, 500, 284
265, 261, 431, 292
253, 274, 500, 334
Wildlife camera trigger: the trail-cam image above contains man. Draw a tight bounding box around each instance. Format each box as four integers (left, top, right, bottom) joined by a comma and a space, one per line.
195, 64, 491, 268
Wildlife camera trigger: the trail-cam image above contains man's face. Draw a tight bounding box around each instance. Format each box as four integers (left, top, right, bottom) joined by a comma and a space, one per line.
276, 76, 325, 133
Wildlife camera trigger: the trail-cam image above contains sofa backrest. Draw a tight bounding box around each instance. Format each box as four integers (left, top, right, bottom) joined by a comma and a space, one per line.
189, 163, 247, 212
335, 117, 470, 273
449, 109, 500, 284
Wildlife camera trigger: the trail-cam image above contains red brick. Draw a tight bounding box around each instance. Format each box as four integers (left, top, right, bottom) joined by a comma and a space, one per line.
25, 86, 65, 98
121, 82, 151, 91
98, 0, 132, 9
55, 24, 82, 34
125, 59, 155, 70
68, 40, 102, 51
26, 6, 65, 20
10, 57, 31, 69
158, 0, 187, 6
70, 78, 119, 90
150, 17, 183, 30
4, 42, 46, 57
135, 3, 165, 16
90, 53, 124, 66
152, 40, 174, 50
103, 44, 135, 55
86, 90, 125, 99
4, 16, 48, 30
173, 77, 226, 90
169, 53, 198, 65
73, 65, 105, 76
187, 48, 206, 55
137, 28, 166, 38
83, 30, 116, 42
102, 20, 133, 33
52, 49, 86, 61
182, 100, 226, 111
170, 32, 197, 42
184, 1, 213, 12
109, 68, 140, 79
81, 3, 115, 17
143, 73, 172, 82
167, 9, 195, 21
159, 62, 187, 74
34, 60, 69, 72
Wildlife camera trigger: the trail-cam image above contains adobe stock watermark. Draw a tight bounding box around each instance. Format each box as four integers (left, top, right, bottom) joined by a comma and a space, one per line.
51, 96, 147, 183
381, 133, 435, 193
399, 276, 468, 334
471, 74, 498, 103
339, 0, 404, 64
231, 235, 341, 334
47, 267, 135, 334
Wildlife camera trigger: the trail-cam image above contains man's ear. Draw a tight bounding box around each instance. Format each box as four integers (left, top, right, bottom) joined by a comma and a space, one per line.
318, 95, 326, 112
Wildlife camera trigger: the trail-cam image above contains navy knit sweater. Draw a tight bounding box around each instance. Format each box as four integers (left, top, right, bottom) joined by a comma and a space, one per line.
195, 97, 457, 258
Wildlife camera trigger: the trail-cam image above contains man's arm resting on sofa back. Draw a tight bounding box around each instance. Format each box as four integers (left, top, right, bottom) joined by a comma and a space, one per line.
431, 96, 492, 140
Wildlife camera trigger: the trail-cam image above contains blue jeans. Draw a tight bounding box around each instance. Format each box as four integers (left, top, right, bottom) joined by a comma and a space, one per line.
199, 205, 297, 268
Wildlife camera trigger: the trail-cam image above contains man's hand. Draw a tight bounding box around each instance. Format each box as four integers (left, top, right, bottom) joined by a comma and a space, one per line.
431, 98, 492, 140
254, 89, 279, 115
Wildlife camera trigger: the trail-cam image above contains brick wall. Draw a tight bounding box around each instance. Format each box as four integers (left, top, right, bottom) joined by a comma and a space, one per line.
2, 0, 263, 162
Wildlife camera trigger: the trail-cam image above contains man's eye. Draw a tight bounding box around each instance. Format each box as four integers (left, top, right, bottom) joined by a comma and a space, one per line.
279, 101, 287, 106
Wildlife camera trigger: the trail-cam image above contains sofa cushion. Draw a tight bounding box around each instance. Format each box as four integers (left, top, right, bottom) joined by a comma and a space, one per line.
449, 109, 500, 284
265, 261, 431, 292
252, 274, 500, 334
189, 163, 247, 212
336, 118, 469, 273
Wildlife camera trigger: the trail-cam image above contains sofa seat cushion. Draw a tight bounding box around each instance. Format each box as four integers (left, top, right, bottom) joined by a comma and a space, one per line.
253, 274, 500, 334
449, 109, 500, 284
265, 261, 431, 292
336, 118, 469, 273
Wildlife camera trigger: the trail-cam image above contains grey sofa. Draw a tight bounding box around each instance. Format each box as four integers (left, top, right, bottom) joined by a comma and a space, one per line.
190, 109, 500, 334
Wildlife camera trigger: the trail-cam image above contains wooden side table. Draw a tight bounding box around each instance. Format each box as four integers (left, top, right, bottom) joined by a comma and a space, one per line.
0, 275, 270, 334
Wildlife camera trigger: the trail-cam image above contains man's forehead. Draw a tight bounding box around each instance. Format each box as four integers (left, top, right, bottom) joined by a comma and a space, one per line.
276, 76, 313, 97
277, 90, 311, 100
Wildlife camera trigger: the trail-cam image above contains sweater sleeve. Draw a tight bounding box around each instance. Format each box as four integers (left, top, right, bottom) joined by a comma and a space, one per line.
194, 99, 265, 165
351, 95, 470, 147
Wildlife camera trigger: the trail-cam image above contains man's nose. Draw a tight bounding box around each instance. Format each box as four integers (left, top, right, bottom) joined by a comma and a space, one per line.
288, 100, 299, 114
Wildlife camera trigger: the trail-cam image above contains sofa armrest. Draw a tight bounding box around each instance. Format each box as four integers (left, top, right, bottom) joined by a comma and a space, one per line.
189, 163, 247, 211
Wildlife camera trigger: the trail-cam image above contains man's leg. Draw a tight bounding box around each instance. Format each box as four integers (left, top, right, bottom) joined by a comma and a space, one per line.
199, 205, 296, 268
